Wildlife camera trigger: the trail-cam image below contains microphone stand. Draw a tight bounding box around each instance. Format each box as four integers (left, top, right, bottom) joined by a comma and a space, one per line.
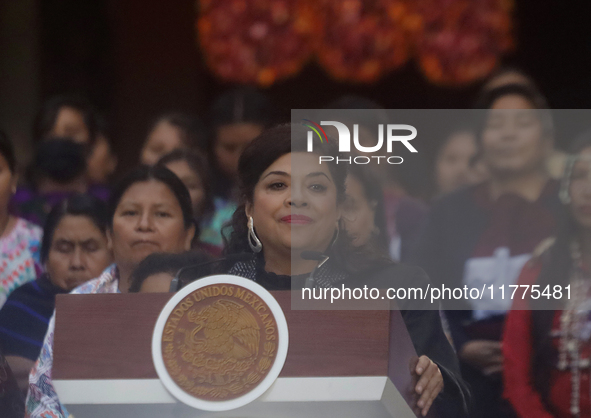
301, 251, 330, 289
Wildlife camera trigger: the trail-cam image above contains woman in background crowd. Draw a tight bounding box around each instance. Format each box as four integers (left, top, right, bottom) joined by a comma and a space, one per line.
31, 94, 117, 189
139, 112, 206, 166
325, 95, 429, 262
208, 87, 273, 202
0, 131, 42, 309
222, 124, 469, 417
434, 125, 486, 198
503, 131, 591, 418
483, 68, 567, 180
0, 194, 111, 392
199, 88, 273, 253
13, 139, 89, 226
414, 83, 561, 417
342, 162, 389, 251
25, 165, 195, 418
157, 149, 224, 255
13, 94, 114, 223
86, 114, 117, 192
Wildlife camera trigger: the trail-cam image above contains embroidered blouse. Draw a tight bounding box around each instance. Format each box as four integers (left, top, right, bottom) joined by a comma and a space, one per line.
0, 218, 42, 309
24, 265, 119, 418
503, 260, 591, 418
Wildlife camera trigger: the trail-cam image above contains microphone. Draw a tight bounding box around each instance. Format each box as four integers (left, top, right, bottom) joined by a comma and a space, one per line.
300, 251, 330, 289
169, 252, 254, 292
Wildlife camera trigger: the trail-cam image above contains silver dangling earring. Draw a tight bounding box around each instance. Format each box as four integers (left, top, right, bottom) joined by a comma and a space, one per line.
247, 216, 262, 253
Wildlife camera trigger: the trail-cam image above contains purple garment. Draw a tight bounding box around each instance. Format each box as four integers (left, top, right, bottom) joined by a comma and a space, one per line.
87, 184, 111, 202
11, 184, 110, 227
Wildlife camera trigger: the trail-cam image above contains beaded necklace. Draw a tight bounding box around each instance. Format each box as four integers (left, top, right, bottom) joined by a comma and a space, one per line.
556, 241, 591, 417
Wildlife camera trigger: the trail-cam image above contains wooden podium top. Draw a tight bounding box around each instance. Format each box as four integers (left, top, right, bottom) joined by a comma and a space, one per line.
53, 292, 396, 381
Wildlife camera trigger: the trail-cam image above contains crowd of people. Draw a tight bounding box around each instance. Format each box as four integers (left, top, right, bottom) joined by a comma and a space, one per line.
0, 68, 588, 418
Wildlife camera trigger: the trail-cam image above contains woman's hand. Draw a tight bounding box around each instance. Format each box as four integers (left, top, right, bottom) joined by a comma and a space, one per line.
413, 355, 444, 416
459, 340, 503, 376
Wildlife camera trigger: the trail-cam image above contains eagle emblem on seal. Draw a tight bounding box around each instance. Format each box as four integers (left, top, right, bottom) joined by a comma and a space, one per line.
179, 299, 261, 390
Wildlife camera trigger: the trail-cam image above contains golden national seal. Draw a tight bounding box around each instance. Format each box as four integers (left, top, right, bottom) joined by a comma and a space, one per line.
160, 284, 279, 401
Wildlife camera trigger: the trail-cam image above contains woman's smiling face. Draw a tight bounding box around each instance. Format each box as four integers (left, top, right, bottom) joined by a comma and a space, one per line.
247, 152, 340, 258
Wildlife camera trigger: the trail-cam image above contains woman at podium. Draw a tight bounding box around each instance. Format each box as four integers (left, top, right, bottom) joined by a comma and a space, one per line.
221, 124, 469, 417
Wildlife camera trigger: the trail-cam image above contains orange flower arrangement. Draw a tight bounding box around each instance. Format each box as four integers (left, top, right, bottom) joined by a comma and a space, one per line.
313, 0, 414, 83
197, 0, 514, 86
411, 0, 515, 86
197, 0, 317, 87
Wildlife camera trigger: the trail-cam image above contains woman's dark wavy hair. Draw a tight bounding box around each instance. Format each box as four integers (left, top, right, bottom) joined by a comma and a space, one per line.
210, 87, 273, 131
41, 193, 108, 263
223, 123, 391, 273
107, 165, 194, 229
146, 112, 207, 151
